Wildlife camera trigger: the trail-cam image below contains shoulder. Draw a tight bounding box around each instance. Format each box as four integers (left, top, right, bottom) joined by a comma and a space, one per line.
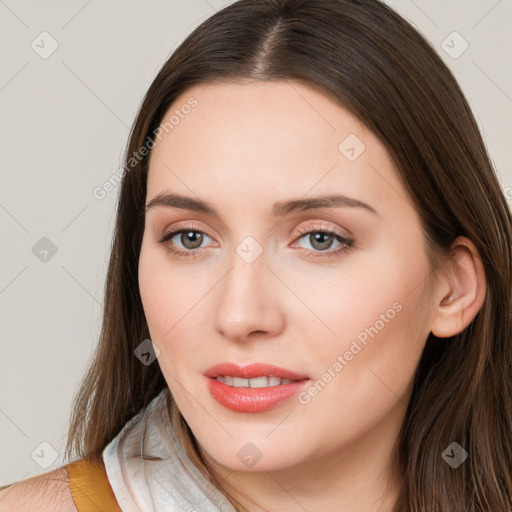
0, 466, 76, 512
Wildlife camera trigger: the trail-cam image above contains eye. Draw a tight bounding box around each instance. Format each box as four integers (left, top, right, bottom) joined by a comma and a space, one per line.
293, 223, 355, 258
157, 227, 214, 258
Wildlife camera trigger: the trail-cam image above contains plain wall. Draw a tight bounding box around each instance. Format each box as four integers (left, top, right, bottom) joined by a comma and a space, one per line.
1, 0, 511, 484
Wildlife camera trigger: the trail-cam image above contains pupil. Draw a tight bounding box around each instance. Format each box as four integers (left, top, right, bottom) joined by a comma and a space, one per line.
311, 232, 332, 250
182, 231, 202, 249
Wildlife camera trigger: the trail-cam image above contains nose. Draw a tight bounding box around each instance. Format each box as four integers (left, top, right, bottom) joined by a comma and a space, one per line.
213, 246, 285, 344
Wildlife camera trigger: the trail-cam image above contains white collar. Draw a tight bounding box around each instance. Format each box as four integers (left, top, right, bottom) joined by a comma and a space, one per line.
102, 388, 237, 512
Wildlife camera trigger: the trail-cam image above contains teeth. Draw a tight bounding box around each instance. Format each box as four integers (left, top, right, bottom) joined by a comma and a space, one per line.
233, 377, 249, 387
268, 376, 281, 386
215, 376, 295, 388
249, 376, 270, 388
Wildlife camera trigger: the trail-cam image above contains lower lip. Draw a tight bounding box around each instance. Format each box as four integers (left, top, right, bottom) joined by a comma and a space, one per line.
206, 377, 310, 413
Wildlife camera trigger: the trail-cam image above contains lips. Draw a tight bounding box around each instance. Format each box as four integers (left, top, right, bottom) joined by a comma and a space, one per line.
204, 362, 311, 413
204, 362, 309, 381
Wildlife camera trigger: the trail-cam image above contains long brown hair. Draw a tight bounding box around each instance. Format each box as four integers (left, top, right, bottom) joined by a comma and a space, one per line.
65, 0, 512, 510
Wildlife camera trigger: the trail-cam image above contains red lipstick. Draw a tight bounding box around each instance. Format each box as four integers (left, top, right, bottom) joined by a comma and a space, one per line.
204, 363, 311, 413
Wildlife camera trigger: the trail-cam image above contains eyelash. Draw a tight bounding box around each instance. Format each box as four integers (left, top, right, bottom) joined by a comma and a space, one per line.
157, 222, 355, 260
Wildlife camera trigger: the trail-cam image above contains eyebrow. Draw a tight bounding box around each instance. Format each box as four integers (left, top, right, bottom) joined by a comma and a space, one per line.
145, 192, 379, 217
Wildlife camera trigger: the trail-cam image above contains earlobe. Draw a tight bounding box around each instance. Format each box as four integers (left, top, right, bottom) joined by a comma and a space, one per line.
430, 236, 486, 339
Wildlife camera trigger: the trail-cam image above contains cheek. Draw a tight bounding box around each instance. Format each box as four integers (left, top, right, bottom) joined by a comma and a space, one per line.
138, 244, 169, 333
293, 295, 429, 458
138, 240, 194, 333
288, 235, 432, 400
279, 230, 430, 352
138, 243, 187, 367
138, 241, 211, 373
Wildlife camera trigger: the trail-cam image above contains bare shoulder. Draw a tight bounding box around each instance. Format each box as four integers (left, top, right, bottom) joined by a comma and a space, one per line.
0, 466, 76, 512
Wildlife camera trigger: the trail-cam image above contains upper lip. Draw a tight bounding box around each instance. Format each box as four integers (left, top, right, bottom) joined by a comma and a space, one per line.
204, 362, 310, 381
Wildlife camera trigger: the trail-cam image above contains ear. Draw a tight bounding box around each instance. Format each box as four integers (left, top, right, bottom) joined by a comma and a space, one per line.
430, 236, 487, 338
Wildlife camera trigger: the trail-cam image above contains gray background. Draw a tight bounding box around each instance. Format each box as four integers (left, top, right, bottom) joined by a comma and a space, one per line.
1, 0, 511, 484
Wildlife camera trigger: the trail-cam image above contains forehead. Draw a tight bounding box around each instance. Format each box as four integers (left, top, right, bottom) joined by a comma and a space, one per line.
150, 79, 365, 159
145, 80, 407, 220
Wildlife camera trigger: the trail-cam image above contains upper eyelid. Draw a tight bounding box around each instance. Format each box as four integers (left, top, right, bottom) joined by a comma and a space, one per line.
161, 221, 343, 235
160, 217, 348, 235
295, 221, 350, 236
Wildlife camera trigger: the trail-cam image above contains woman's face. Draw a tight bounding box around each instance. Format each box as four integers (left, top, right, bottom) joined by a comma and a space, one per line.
138, 80, 437, 473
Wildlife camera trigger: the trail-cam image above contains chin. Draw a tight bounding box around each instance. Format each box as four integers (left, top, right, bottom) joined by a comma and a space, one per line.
194, 434, 307, 473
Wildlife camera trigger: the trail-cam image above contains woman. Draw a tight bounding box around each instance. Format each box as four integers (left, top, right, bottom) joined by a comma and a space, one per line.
2, 0, 511, 510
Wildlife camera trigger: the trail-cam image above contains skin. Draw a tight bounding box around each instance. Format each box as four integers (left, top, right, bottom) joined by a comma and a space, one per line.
138, 80, 486, 512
